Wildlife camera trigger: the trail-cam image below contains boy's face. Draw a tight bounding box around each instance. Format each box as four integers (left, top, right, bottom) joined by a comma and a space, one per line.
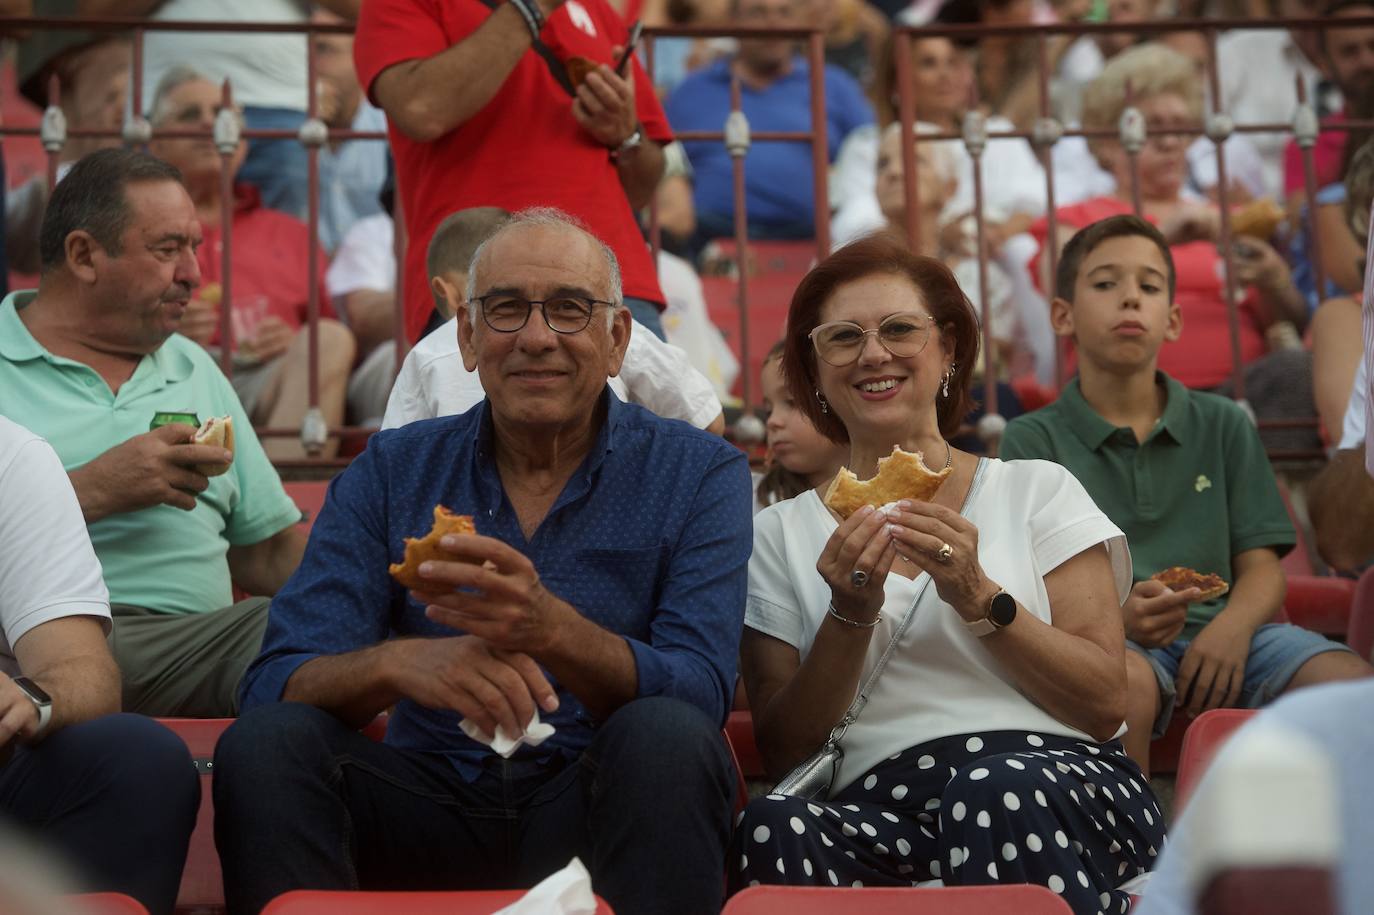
1051, 234, 1181, 372
430, 270, 466, 321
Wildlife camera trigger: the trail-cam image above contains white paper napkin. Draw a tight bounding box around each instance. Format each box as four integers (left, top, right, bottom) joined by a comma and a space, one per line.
458, 711, 556, 758
492, 857, 597, 915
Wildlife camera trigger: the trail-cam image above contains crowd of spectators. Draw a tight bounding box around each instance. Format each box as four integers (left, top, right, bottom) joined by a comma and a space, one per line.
3, 1, 1374, 914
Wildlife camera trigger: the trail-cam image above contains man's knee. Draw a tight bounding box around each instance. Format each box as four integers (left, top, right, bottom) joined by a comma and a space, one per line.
55, 714, 199, 818
314, 319, 357, 375
593, 697, 733, 792
215, 702, 343, 780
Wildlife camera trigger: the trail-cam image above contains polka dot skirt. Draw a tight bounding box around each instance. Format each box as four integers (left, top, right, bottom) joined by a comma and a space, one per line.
728, 730, 1166, 915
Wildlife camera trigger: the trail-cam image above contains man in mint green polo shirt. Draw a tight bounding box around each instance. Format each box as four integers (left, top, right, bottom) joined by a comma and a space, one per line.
1000, 214, 1371, 777
0, 148, 305, 717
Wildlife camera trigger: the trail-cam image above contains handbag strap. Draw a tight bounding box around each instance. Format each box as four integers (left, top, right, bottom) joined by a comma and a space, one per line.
825, 457, 988, 745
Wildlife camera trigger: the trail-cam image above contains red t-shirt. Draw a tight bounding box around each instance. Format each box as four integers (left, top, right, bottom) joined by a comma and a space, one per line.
355, 0, 673, 342
1282, 109, 1346, 198
1029, 197, 1267, 390
196, 185, 333, 349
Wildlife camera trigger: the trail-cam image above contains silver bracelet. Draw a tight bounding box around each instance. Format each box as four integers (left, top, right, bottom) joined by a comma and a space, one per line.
828, 602, 881, 629
508, 0, 544, 40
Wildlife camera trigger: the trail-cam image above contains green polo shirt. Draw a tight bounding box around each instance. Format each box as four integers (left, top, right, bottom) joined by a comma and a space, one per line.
1000, 372, 1294, 638
0, 291, 300, 616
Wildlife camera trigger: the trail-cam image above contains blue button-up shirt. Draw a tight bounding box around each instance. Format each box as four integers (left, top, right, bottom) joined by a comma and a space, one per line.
240, 390, 753, 779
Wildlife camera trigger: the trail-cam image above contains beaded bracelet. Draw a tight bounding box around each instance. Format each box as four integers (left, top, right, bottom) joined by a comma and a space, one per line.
508, 0, 544, 40
828, 602, 881, 629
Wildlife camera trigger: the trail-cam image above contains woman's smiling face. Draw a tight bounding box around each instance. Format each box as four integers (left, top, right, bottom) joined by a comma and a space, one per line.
813, 272, 952, 439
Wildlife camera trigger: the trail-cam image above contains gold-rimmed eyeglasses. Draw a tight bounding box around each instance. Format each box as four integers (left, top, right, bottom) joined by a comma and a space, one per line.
472, 295, 615, 334
809, 312, 934, 366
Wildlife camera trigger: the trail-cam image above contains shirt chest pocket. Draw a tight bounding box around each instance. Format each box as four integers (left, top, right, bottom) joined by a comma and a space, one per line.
567, 546, 667, 632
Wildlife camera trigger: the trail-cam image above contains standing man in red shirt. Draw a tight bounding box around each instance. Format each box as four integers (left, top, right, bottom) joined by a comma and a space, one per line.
355, 0, 672, 344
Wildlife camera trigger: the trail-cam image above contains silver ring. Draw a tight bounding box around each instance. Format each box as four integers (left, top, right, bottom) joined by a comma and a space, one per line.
937, 542, 954, 563
850, 569, 869, 589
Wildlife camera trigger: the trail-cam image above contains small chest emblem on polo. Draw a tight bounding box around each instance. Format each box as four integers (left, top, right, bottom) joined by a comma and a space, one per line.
566, 0, 598, 37
1195, 474, 1212, 493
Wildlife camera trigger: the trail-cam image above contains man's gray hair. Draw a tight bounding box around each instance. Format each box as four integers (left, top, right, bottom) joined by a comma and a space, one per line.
465, 207, 625, 329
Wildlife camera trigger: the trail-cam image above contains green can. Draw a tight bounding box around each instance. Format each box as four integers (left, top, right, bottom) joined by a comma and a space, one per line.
150, 411, 200, 431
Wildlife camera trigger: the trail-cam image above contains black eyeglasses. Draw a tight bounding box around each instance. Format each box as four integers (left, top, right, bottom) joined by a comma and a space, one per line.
472, 295, 616, 334
809, 312, 934, 366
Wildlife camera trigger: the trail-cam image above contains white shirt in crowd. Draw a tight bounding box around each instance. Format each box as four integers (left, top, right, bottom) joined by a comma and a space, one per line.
0, 417, 110, 680
1218, 29, 1330, 201
141, 0, 309, 112
745, 457, 1131, 794
381, 317, 723, 431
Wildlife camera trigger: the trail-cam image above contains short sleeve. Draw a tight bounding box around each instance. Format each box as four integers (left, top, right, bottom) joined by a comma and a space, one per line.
0, 431, 110, 649
355, 0, 453, 101
380, 345, 429, 430
1023, 461, 1132, 604
744, 505, 807, 648
327, 216, 395, 300
1220, 405, 1296, 557
618, 323, 722, 428
826, 67, 875, 149
998, 414, 1055, 462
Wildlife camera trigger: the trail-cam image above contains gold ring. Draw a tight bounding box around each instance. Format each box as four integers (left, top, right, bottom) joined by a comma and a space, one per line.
937, 542, 954, 563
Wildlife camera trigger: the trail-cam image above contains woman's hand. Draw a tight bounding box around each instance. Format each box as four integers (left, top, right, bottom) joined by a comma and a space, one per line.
886, 500, 994, 620
816, 505, 899, 622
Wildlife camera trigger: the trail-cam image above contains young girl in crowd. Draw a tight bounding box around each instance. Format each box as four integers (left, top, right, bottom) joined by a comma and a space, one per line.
755, 342, 848, 511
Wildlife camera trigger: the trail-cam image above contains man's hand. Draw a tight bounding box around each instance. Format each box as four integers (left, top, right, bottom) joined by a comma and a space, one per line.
1175, 613, 1253, 716
180, 295, 219, 345
1122, 579, 1197, 648
1160, 203, 1220, 246
571, 52, 638, 149
412, 534, 574, 655
0, 674, 41, 751
388, 636, 558, 740
69, 424, 233, 520
241, 316, 294, 364
1229, 237, 1291, 294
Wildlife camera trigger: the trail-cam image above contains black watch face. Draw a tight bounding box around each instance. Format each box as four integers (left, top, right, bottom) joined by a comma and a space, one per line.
990, 592, 1017, 627
14, 677, 52, 705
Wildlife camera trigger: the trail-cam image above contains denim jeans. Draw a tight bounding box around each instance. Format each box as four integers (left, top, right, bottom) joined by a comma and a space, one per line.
624, 296, 667, 342
213, 697, 734, 915
240, 106, 309, 220
0, 714, 199, 915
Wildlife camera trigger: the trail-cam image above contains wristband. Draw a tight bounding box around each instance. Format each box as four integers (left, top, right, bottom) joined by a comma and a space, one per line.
508, 0, 544, 40
828, 602, 881, 629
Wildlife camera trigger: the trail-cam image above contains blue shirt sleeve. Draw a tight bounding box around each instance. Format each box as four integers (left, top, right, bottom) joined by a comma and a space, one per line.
238, 445, 396, 711
622, 442, 753, 726
825, 65, 875, 156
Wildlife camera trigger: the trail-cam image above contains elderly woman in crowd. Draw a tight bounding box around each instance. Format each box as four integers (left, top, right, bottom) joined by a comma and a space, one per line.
1029, 42, 1316, 451
729, 234, 1165, 914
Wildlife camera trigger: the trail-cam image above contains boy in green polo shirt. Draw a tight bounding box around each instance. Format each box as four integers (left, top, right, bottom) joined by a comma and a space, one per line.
1000, 215, 1371, 775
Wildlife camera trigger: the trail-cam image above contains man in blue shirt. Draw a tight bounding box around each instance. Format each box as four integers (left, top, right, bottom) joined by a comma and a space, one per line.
665, 0, 874, 244
214, 208, 754, 915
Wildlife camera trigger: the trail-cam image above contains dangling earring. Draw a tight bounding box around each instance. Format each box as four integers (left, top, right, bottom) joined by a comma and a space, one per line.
816, 390, 829, 414
942, 363, 956, 398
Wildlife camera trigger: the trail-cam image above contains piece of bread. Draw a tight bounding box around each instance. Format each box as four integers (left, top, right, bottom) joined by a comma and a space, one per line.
389, 506, 478, 591
566, 56, 599, 89
823, 446, 952, 519
199, 281, 222, 306
1152, 566, 1230, 601
1231, 198, 1285, 241
191, 415, 234, 477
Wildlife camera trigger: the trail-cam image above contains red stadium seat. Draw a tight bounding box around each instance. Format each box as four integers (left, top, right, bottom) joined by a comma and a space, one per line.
706, 239, 818, 278
70, 894, 150, 915
1148, 713, 1189, 775
725, 710, 765, 780
1276, 575, 1356, 637
283, 480, 331, 530
723, 884, 1073, 914
1174, 708, 1256, 812
1346, 566, 1374, 662
261, 890, 615, 914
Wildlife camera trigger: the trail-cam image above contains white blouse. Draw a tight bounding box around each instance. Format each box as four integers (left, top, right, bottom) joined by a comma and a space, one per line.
746, 457, 1131, 793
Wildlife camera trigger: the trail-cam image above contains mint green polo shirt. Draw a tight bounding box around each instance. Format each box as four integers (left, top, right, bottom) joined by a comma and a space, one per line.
0, 291, 300, 615
1000, 372, 1294, 638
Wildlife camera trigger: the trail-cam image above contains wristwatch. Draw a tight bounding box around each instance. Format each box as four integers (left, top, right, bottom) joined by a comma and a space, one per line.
13, 677, 52, 738
964, 589, 1017, 638
610, 125, 644, 162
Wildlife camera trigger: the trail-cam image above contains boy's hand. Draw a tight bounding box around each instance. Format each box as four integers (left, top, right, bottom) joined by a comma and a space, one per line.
1175, 613, 1252, 717
1122, 579, 1196, 648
